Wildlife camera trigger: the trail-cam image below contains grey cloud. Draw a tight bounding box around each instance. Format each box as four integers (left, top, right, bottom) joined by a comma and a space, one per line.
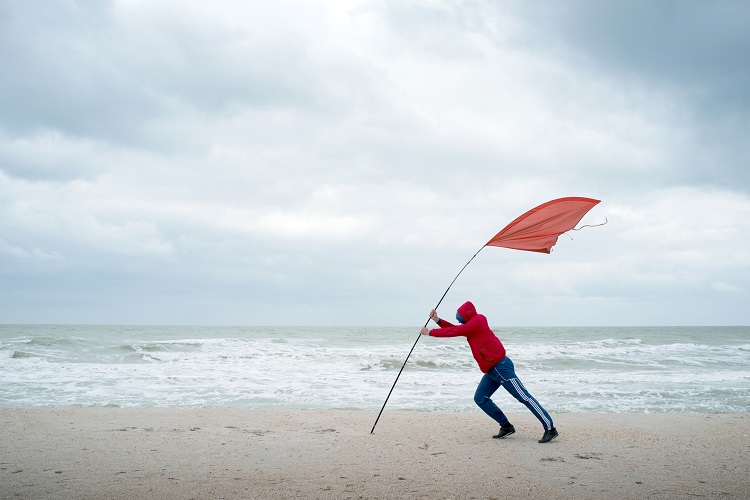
511, 1, 750, 93
504, 0, 750, 190
0, 2, 327, 151
1, 1, 749, 325
0, 2, 161, 144
376, 1, 750, 191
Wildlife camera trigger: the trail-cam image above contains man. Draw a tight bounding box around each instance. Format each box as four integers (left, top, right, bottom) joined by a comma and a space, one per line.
420, 301, 558, 443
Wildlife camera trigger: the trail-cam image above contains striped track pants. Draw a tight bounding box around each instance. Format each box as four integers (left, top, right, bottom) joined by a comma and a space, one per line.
473, 355, 554, 430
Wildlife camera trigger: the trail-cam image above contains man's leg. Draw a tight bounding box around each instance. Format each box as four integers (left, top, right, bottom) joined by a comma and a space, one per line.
492, 357, 554, 431
473, 372, 510, 427
501, 376, 554, 431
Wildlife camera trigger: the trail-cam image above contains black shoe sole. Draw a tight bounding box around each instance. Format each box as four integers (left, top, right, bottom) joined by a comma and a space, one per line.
538, 431, 559, 443
493, 429, 515, 439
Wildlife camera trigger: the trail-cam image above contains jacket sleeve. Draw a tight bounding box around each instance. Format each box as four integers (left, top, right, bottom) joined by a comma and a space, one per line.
436, 318, 455, 328
430, 322, 468, 338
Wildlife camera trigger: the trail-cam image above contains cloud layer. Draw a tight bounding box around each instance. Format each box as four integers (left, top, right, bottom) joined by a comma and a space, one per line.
1, 0, 748, 325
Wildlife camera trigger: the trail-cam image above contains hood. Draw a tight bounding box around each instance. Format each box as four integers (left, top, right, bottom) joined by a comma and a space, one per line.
457, 301, 478, 322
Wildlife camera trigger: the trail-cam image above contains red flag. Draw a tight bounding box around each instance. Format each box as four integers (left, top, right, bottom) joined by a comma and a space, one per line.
485, 197, 601, 254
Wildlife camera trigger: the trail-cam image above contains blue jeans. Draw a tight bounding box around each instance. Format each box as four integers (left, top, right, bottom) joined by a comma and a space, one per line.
474, 356, 554, 430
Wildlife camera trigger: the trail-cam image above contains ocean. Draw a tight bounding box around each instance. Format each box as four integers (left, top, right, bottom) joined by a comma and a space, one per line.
1, 325, 748, 413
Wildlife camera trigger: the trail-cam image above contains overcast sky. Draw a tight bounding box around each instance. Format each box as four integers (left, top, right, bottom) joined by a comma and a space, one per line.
1, 0, 749, 326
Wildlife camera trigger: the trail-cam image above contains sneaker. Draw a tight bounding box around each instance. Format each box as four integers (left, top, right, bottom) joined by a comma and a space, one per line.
538, 427, 558, 443
493, 423, 515, 439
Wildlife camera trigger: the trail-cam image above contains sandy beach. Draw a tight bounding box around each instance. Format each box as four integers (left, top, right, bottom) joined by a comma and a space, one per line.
1, 408, 748, 499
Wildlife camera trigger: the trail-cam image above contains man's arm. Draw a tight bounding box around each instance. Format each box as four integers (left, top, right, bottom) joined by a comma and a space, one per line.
429, 309, 455, 328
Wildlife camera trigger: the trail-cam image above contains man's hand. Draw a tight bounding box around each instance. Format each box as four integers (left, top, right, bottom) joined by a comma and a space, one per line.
420, 326, 430, 336
429, 309, 439, 323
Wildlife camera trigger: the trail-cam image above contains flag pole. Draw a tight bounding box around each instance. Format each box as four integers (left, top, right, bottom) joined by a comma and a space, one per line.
370, 245, 485, 434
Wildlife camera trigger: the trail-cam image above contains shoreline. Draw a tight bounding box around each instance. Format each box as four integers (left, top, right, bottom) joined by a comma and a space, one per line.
1, 408, 748, 499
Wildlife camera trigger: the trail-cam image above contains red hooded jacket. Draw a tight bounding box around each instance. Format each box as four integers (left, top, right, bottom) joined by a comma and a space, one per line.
430, 301, 506, 373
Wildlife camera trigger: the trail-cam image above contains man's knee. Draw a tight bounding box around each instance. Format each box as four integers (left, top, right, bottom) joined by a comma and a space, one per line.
474, 393, 491, 407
